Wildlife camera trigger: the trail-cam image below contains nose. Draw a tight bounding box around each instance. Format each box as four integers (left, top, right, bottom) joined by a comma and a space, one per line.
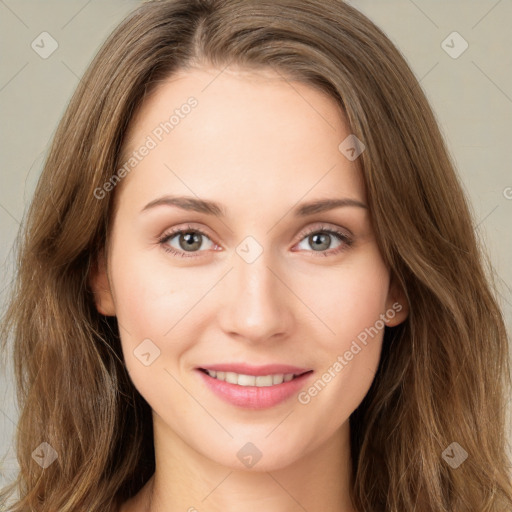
217, 251, 295, 345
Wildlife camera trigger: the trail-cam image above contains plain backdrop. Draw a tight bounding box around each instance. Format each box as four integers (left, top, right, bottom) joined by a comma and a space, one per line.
1, 0, 511, 488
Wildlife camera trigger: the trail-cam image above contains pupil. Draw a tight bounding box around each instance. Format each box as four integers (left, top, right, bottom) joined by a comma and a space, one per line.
181, 232, 201, 250
311, 233, 329, 251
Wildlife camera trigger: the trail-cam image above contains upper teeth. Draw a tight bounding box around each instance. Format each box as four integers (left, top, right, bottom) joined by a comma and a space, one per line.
206, 370, 296, 387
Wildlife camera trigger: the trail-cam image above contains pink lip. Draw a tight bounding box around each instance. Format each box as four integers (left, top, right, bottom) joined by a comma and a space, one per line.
198, 363, 311, 376
196, 368, 314, 409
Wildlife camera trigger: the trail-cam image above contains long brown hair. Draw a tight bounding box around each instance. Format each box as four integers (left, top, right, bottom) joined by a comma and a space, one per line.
1, 0, 511, 510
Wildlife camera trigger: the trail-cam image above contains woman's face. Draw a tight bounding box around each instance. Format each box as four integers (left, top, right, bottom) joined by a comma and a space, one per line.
92, 66, 408, 471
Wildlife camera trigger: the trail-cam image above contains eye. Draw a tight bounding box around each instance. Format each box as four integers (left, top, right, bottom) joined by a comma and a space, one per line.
158, 223, 353, 258
293, 224, 353, 257
158, 224, 218, 258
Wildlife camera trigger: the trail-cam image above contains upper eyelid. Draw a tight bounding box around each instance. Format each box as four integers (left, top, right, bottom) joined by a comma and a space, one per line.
160, 223, 211, 240
300, 224, 352, 237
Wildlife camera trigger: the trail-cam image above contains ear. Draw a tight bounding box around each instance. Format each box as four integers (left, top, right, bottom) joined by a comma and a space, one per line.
384, 273, 409, 327
89, 249, 116, 316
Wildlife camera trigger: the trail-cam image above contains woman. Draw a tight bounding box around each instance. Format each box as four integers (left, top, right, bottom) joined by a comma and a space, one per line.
1, 0, 511, 510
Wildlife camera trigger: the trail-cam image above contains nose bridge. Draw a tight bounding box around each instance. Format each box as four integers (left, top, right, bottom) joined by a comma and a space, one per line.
217, 241, 293, 342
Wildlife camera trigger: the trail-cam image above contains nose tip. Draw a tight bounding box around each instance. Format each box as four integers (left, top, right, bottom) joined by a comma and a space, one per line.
217, 257, 294, 344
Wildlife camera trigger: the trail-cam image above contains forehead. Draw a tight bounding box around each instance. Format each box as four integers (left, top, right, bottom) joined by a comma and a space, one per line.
115, 66, 366, 214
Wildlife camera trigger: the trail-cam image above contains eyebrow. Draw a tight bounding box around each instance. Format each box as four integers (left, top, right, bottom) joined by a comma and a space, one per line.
140, 195, 368, 217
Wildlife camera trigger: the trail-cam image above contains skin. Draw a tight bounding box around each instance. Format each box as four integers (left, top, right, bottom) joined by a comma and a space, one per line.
90, 66, 409, 512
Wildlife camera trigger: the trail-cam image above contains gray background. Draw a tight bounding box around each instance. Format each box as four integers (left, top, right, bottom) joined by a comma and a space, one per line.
1, 0, 511, 488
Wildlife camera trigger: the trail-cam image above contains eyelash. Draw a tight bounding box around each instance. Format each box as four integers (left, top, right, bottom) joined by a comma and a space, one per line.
158, 223, 353, 259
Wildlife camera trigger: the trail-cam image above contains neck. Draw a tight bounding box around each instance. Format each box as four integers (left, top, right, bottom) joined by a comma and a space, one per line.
141, 414, 357, 512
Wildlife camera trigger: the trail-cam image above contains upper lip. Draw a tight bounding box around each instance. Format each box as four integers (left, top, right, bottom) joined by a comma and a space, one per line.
198, 363, 312, 377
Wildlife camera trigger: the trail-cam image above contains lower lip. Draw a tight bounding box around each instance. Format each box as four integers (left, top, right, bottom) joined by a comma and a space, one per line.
196, 369, 314, 409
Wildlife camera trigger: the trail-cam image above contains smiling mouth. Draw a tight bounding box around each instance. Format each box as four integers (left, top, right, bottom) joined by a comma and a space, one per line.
198, 368, 313, 387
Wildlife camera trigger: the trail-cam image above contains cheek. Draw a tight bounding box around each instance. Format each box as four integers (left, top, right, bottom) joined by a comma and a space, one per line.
294, 249, 389, 421
110, 242, 195, 338
302, 247, 390, 348
107, 246, 195, 390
